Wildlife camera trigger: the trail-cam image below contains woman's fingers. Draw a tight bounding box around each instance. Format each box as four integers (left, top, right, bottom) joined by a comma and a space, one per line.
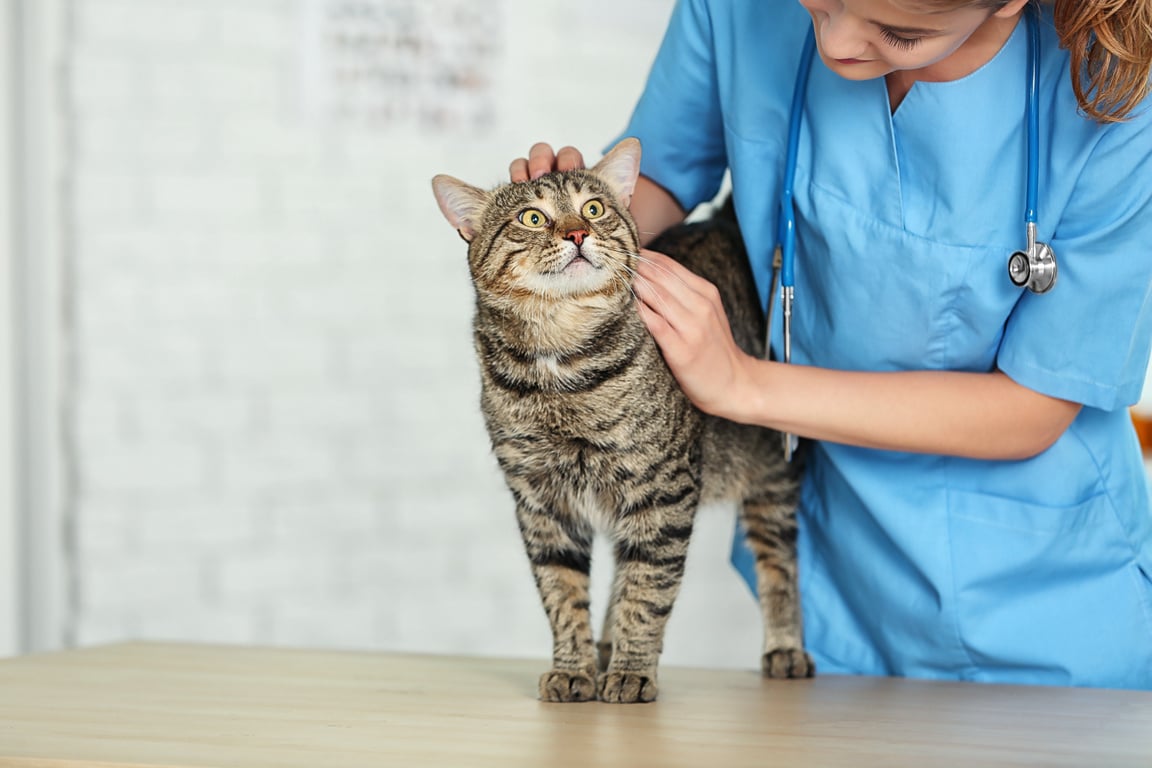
510, 143, 587, 182
632, 252, 681, 328
509, 156, 531, 183
633, 248, 748, 418
634, 249, 712, 327
554, 145, 585, 174
636, 294, 673, 339
526, 142, 557, 179
637, 248, 704, 291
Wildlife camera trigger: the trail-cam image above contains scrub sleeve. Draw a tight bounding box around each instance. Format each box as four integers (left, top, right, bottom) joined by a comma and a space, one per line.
613, 0, 1152, 689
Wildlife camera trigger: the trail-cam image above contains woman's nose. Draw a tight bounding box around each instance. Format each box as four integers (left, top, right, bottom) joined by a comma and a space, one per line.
818, 13, 867, 59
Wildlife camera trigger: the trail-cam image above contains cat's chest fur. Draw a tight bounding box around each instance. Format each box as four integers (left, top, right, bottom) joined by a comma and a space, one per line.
475, 306, 701, 530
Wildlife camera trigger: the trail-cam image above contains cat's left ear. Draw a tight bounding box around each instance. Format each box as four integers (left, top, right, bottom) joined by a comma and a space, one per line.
591, 138, 642, 208
431, 175, 489, 242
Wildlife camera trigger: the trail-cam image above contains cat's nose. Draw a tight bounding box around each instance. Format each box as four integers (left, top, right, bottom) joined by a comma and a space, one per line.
565, 229, 588, 246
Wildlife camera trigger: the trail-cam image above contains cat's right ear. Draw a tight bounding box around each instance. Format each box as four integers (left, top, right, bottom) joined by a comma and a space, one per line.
431, 175, 489, 242
591, 137, 642, 208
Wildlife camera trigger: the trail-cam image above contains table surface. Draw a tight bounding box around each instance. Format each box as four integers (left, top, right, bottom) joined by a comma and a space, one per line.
1, 643, 1150, 768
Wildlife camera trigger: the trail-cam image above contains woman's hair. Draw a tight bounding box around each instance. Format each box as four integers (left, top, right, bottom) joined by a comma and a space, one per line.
1054, 0, 1152, 121
905, 0, 1152, 122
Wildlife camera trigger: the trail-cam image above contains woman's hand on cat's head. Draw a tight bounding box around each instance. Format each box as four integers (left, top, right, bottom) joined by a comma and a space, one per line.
510, 143, 585, 182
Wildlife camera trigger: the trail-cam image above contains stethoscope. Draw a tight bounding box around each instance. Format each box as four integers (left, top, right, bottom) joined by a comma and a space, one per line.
767, 2, 1055, 461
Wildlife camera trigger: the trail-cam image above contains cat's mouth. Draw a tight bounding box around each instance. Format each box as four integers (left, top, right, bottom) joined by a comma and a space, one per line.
525, 247, 618, 297
523, 246, 626, 297
563, 254, 594, 271
549, 251, 600, 274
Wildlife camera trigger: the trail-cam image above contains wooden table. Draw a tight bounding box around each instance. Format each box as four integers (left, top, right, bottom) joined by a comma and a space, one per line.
1, 643, 1150, 767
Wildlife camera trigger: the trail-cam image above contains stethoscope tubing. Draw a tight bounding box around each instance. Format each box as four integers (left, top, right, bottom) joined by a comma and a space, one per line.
774, 3, 1043, 302
779, 30, 818, 290
1025, 0, 1040, 226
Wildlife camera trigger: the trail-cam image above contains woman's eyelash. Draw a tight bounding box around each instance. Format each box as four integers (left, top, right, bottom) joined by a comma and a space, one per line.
879, 28, 922, 50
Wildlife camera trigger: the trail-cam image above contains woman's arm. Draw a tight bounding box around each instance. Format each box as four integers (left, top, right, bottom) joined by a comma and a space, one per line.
634, 249, 1081, 460
740, 364, 1080, 460
628, 176, 687, 246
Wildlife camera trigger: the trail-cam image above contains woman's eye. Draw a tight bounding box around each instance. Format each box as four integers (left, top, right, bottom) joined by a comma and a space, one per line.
518, 208, 548, 228
582, 199, 605, 219
879, 28, 922, 50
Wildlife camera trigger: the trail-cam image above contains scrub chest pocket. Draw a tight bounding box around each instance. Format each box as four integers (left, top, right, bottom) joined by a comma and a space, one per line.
787, 185, 1022, 376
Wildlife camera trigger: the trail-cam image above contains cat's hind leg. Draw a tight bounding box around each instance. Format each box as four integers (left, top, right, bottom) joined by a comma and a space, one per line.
515, 499, 599, 702
740, 494, 814, 679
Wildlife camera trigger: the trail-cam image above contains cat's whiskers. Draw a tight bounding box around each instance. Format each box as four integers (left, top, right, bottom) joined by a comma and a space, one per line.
634, 252, 695, 292
577, 243, 663, 313
621, 263, 676, 319
594, 240, 697, 293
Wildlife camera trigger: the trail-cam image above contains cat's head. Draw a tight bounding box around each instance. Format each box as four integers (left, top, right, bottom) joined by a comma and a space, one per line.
432, 138, 642, 308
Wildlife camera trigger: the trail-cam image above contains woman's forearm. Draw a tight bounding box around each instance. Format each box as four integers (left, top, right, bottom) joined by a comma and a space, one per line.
735, 361, 1082, 460
631, 175, 687, 246
633, 248, 1082, 461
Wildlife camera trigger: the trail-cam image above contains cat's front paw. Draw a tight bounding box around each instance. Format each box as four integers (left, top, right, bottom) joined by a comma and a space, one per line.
539, 669, 596, 702
762, 647, 815, 679
597, 671, 658, 703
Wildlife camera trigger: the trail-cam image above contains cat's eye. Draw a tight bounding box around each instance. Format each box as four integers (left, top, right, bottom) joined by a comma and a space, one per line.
582, 199, 605, 219
518, 208, 548, 228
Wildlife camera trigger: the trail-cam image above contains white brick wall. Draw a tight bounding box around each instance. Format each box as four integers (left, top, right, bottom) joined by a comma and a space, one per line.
59, 0, 764, 670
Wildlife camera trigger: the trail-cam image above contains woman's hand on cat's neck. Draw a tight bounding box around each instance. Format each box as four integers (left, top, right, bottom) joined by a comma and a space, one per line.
633, 248, 759, 422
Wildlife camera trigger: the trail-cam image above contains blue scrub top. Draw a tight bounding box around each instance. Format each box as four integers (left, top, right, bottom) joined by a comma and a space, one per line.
617, 0, 1152, 689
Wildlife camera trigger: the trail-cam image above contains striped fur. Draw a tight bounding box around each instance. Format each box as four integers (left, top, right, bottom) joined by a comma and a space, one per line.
432, 139, 810, 703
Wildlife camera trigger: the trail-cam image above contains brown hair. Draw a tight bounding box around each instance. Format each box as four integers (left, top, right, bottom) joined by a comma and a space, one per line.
904, 0, 1152, 122
1054, 0, 1152, 122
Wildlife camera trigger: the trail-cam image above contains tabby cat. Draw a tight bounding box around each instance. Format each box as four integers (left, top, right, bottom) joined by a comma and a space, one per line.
431, 138, 811, 703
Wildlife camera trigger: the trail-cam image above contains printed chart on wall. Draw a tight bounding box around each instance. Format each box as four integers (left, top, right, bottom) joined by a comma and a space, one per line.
298, 0, 502, 132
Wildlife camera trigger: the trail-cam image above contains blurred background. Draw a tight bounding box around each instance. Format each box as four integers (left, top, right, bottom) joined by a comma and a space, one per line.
1, 0, 765, 668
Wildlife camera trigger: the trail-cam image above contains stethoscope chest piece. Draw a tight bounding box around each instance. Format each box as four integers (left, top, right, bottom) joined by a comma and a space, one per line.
1007, 2, 1057, 295
1008, 222, 1057, 294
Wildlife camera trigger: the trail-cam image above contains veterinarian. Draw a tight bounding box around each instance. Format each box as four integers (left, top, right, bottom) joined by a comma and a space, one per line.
510, 0, 1152, 689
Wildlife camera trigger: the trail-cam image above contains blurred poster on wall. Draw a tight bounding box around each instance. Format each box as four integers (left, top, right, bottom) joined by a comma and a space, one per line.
298, 0, 501, 132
